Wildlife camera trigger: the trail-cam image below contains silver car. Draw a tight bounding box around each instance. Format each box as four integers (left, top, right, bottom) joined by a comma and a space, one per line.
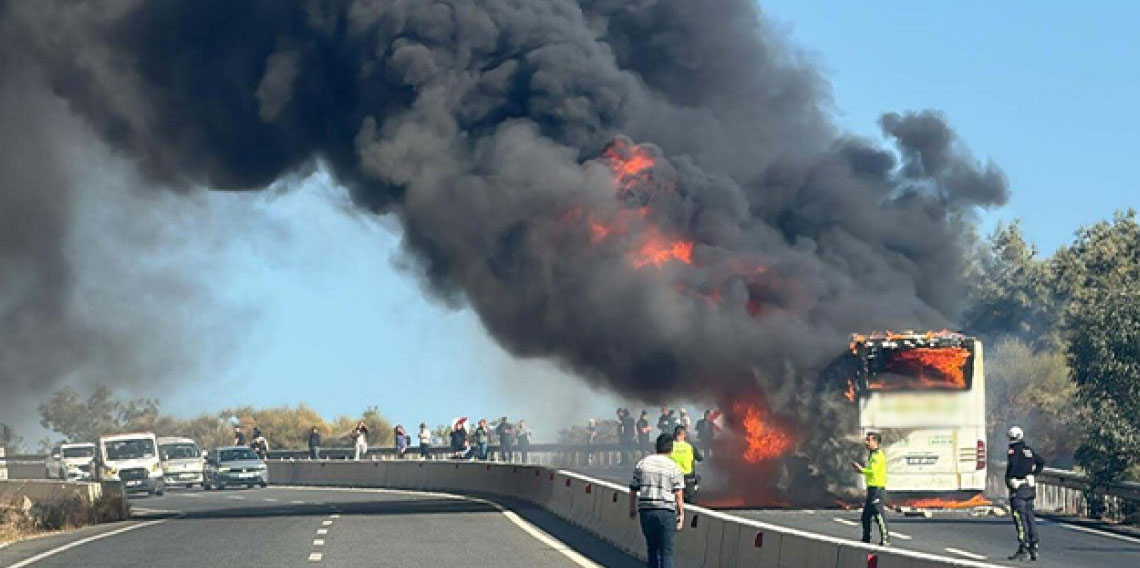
203, 446, 269, 490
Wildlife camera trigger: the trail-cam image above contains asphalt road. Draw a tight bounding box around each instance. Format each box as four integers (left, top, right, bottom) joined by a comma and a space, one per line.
570, 465, 1140, 568
0, 486, 641, 568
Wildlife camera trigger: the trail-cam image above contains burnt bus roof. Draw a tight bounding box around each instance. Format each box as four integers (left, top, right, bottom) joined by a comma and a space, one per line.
849, 330, 975, 352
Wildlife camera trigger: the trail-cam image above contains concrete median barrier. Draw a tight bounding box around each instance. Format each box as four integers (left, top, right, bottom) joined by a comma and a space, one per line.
269, 460, 1001, 568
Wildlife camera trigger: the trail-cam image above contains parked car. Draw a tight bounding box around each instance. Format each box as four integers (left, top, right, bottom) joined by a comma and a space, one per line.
96, 432, 165, 496
158, 437, 206, 489
44, 442, 96, 481
203, 446, 269, 490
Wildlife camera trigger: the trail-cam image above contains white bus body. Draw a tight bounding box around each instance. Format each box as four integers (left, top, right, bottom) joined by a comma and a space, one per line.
854, 334, 986, 497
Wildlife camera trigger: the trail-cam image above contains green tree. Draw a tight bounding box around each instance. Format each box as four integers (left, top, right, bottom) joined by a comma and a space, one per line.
963, 222, 1058, 347
1057, 211, 1140, 485
985, 337, 1077, 467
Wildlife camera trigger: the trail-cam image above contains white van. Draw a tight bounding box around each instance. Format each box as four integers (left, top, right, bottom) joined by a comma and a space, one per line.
158, 436, 206, 488
45, 442, 97, 481
97, 432, 165, 496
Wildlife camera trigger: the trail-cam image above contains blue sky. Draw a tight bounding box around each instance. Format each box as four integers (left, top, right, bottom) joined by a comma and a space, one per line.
115, 2, 1138, 442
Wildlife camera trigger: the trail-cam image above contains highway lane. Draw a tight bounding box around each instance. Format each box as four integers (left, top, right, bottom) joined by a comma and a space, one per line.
569, 464, 1140, 567
734, 508, 1140, 567
0, 486, 641, 568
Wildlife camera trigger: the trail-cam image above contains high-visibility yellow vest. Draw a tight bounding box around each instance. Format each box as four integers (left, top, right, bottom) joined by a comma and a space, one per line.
671, 440, 695, 475
863, 449, 887, 488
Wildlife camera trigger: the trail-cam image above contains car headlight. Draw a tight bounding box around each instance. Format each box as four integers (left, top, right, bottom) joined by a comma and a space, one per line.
104, 467, 117, 476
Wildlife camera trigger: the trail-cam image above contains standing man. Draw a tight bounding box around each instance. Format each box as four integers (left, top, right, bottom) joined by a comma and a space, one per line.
474, 419, 490, 461
352, 419, 370, 461
585, 418, 598, 465
418, 422, 433, 460
694, 410, 714, 455
851, 431, 890, 546
233, 426, 246, 447
617, 409, 635, 466
496, 417, 516, 462
656, 407, 670, 435
669, 426, 703, 502
630, 433, 685, 568
637, 410, 652, 456
1005, 426, 1045, 561
307, 426, 321, 460
516, 420, 531, 464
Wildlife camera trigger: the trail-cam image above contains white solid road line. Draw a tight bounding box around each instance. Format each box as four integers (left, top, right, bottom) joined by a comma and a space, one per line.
308, 552, 323, 562
7, 518, 171, 568
831, 517, 858, 526
944, 547, 987, 560
1053, 521, 1140, 545
276, 485, 603, 568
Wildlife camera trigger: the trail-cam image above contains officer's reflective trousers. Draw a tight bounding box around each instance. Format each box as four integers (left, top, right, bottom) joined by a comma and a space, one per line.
861, 487, 890, 544
1010, 486, 1038, 546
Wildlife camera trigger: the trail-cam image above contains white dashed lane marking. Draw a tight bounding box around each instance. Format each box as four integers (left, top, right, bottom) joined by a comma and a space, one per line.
831, 517, 858, 526
944, 547, 986, 560
889, 531, 912, 541
313, 539, 325, 546
329, 514, 340, 519
321, 520, 333, 526
317, 529, 328, 535
308, 552, 323, 562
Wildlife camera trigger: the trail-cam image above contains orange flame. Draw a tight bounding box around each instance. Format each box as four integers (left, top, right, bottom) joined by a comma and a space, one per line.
733, 402, 793, 463
899, 494, 991, 509
868, 347, 970, 390
632, 227, 694, 268
844, 379, 856, 403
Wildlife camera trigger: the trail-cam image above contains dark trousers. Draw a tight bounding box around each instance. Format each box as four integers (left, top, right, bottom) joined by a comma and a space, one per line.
620, 440, 633, 465
519, 446, 529, 463
1010, 487, 1038, 546
500, 444, 513, 462
638, 508, 676, 568
420, 444, 430, 459
309, 446, 319, 459
861, 487, 890, 544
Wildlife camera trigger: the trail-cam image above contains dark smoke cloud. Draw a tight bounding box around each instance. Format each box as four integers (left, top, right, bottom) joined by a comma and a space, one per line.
2, 0, 1007, 493
0, 22, 250, 435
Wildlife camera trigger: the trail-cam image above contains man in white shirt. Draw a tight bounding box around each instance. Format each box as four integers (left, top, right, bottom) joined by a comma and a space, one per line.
629, 433, 685, 568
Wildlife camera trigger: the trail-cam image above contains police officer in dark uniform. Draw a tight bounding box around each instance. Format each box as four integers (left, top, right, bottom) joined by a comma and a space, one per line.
1005, 426, 1045, 561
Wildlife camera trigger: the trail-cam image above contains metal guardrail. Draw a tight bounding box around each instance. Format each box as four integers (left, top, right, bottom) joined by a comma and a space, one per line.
1035, 467, 1140, 522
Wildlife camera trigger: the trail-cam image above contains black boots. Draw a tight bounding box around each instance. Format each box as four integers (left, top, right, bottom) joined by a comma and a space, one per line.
1008, 545, 1029, 561
1008, 544, 1038, 561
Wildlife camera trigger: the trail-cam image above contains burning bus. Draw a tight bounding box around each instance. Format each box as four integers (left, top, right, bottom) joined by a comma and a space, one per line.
848, 331, 987, 503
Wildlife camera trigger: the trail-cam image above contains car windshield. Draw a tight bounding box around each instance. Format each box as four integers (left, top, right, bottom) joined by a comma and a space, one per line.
104, 439, 156, 461
62, 446, 96, 458
161, 443, 199, 460
218, 448, 258, 462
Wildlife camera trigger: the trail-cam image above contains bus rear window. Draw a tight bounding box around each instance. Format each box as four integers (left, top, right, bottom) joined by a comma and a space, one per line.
864, 346, 971, 391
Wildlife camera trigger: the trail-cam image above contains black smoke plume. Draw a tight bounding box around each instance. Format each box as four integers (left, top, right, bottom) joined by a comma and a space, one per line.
1, 0, 1007, 499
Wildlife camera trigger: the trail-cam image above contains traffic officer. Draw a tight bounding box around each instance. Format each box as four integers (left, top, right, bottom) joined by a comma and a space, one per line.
851, 431, 890, 546
1005, 426, 1045, 561
670, 425, 703, 502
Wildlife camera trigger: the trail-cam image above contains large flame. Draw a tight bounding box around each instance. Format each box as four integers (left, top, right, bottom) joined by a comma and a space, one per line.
733, 401, 793, 463
869, 347, 970, 390
632, 226, 694, 268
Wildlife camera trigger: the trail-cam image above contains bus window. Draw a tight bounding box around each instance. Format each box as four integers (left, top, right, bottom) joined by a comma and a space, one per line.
863, 346, 972, 391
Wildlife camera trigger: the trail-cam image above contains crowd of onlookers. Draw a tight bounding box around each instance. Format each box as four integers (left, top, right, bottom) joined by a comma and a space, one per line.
231, 405, 714, 466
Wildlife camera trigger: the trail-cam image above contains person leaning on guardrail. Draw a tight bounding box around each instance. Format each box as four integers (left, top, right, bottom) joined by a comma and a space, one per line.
851, 431, 890, 547
1005, 425, 1045, 562
630, 433, 685, 568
